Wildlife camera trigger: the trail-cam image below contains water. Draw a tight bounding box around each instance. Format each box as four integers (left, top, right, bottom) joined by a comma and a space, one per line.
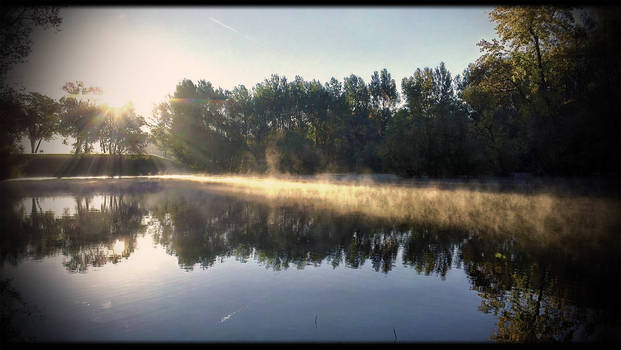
1, 178, 619, 343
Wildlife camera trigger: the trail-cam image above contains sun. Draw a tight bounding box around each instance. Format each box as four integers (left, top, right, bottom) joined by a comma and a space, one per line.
96, 91, 132, 110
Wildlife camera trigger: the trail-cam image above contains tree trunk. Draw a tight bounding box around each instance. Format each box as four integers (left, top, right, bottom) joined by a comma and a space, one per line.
74, 137, 82, 155
35, 139, 42, 153
529, 26, 547, 92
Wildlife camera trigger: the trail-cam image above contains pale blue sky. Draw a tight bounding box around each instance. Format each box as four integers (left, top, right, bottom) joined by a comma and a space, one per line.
8, 7, 497, 153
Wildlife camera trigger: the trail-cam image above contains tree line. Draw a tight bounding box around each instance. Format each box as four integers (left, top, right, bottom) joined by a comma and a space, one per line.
1, 81, 147, 156
1, 6, 619, 179
151, 6, 620, 178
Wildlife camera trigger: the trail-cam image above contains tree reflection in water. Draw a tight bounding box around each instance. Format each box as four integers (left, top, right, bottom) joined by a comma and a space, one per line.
1, 192, 147, 273
60, 194, 145, 272
0, 180, 618, 343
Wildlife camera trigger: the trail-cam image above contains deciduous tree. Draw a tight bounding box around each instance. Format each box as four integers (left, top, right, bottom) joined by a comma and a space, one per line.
22, 92, 60, 153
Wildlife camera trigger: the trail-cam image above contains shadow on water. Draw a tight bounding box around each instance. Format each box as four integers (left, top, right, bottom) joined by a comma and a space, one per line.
0, 178, 619, 343
0, 278, 40, 344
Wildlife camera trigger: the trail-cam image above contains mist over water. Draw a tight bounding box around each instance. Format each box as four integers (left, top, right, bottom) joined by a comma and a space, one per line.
15, 173, 614, 247
152, 174, 620, 243
1, 176, 619, 343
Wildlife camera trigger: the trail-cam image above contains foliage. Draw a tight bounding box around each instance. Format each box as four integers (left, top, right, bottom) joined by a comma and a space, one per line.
22, 92, 61, 153
383, 62, 476, 177
0, 5, 62, 178
0, 88, 26, 179
151, 79, 243, 172
150, 6, 618, 180
98, 103, 148, 155
0, 6, 62, 81
460, 6, 620, 176
59, 81, 103, 154
59, 81, 147, 155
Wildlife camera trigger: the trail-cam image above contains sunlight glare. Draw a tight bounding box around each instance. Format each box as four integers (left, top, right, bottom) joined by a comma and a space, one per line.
112, 239, 125, 255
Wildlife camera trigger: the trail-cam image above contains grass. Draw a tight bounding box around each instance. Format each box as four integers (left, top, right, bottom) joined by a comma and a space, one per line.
13, 154, 188, 178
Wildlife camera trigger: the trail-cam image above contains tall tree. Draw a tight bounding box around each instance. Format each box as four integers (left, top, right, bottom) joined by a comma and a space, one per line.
369, 68, 399, 137
22, 92, 60, 153
387, 62, 476, 177
343, 74, 376, 170
0, 5, 62, 178
153, 79, 244, 171
59, 81, 103, 154
485, 7, 579, 96
464, 6, 620, 176
99, 103, 148, 155
0, 88, 26, 178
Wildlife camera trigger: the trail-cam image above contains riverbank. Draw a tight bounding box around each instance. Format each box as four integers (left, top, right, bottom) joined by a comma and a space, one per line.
12, 154, 188, 178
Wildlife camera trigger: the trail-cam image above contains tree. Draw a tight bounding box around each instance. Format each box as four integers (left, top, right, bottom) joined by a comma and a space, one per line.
152, 79, 245, 172
462, 6, 620, 177
0, 6, 62, 82
343, 74, 377, 170
484, 7, 579, 96
386, 63, 476, 177
59, 81, 103, 154
99, 103, 148, 155
369, 68, 399, 137
149, 100, 174, 158
0, 88, 26, 178
458, 60, 527, 175
22, 92, 60, 153
322, 77, 349, 169
0, 6, 62, 178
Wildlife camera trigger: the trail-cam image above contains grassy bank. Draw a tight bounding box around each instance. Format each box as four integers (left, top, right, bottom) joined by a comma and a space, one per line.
13, 154, 188, 178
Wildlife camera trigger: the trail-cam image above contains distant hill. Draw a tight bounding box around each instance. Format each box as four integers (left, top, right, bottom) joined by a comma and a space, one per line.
13, 154, 189, 178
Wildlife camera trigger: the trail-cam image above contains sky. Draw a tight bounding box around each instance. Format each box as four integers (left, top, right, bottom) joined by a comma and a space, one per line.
7, 6, 497, 154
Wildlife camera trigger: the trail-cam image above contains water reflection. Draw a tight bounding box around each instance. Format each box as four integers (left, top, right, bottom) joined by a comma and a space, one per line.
2, 192, 146, 273
461, 234, 620, 343
149, 190, 406, 272
0, 179, 618, 343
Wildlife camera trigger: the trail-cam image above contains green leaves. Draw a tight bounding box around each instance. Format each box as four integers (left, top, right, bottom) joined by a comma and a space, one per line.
22, 92, 61, 153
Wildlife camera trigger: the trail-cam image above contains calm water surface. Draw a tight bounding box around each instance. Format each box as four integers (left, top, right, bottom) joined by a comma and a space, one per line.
1, 178, 619, 343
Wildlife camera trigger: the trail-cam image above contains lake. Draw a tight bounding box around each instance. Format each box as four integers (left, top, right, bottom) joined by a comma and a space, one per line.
1, 176, 619, 343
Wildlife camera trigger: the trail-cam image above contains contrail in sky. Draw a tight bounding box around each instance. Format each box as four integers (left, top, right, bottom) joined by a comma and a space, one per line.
209, 16, 257, 43
209, 17, 240, 33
